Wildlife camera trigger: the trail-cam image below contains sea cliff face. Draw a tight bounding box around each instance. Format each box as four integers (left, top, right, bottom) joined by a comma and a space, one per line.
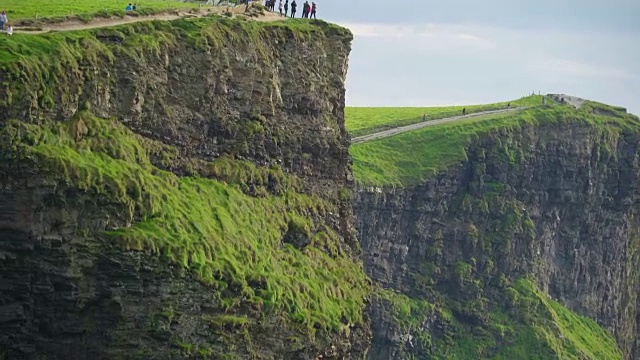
355, 119, 640, 359
0, 18, 370, 359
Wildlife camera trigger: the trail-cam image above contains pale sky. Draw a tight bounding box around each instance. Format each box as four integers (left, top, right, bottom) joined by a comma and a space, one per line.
318, 0, 640, 115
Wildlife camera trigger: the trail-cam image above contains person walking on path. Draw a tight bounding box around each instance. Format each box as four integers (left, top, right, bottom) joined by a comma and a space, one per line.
0, 11, 7, 31
462, 108, 466, 116
310, 2, 317, 18
290, 0, 297, 18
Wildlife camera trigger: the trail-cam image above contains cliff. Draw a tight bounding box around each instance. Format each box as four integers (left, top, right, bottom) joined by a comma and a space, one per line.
353, 104, 640, 359
0, 17, 370, 359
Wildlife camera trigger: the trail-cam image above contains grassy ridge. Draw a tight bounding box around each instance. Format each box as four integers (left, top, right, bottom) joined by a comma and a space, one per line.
0, 112, 369, 332
345, 95, 544, 137
351, 104, 640, 187
0, 0, 204, 24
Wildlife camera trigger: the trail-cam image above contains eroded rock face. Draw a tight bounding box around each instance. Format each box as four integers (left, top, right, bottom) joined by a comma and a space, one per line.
0, 20, 369, 359
355, 123, 640, 359
1, 21, 353, 193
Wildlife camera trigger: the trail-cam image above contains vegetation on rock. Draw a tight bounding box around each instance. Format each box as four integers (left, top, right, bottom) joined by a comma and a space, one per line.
376, 277, 622, 359
0, 16, 350, 113
0, 111, 369, 332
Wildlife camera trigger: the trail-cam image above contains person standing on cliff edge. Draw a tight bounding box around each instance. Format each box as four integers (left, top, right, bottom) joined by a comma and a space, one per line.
284, 0, 289, 16
310, 2, 317, 18
290, 0, 297, 18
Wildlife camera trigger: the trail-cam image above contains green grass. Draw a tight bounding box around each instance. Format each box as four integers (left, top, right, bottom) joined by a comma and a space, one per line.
0, 111, 369, 333
434, 278, 622, 359
345, 95, 545, 137
499, 278, 622, 360
372, 287, 434, 330
351, 104, 640, 187
1, 0, 205, 24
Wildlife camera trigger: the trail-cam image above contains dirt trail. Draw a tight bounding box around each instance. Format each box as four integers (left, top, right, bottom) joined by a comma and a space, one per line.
350, 107, 528, 144
15, 4, 284, 34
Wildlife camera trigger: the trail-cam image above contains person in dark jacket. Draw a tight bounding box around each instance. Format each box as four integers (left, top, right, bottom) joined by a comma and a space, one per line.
310, 2, 317, 18
290, 0, 297, 17
284, 0, 289, 16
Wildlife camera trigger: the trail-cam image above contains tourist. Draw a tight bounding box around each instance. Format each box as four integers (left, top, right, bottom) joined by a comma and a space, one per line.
284, 0, 289, 16
6, 24, 13, 36
0, 11, 7, 31
290, 0, 297, 18
462, 108, 466, 116
125, 3, 133, 11
279, 0, 283, 16
310, 2, 317, 18
132, 3, 138, 10
302, 1, 309, 18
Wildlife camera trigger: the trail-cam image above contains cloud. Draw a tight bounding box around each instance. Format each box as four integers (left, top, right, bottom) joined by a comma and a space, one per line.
340, 22, 496, 50
528, 58, 637, 80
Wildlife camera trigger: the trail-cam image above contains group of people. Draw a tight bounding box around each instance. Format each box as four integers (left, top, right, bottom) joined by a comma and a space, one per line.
0, 10, 13, 36
264, 0, 317, 19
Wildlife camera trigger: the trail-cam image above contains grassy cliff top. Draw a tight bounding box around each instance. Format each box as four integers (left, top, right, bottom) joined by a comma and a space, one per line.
1, 0, 204, 23
0, 15, 350, 109
345, 95, 544, 137
351, 101, 640, 187
0, 15, 349, 64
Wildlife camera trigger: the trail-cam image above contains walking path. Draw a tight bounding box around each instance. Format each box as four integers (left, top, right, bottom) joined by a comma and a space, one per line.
14, 4, 283, 34
350, 107, 528, 144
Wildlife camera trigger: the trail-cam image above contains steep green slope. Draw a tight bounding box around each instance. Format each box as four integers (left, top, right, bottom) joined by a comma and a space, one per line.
375, 277, 623, 359
351, 103, 639, 187
345, 95, 543, 137
0, 111, 369, 332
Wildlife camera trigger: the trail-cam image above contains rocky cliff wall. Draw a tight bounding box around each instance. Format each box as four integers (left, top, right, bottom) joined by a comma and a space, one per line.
355, 118, 640, 359
0, 17, 370, 359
